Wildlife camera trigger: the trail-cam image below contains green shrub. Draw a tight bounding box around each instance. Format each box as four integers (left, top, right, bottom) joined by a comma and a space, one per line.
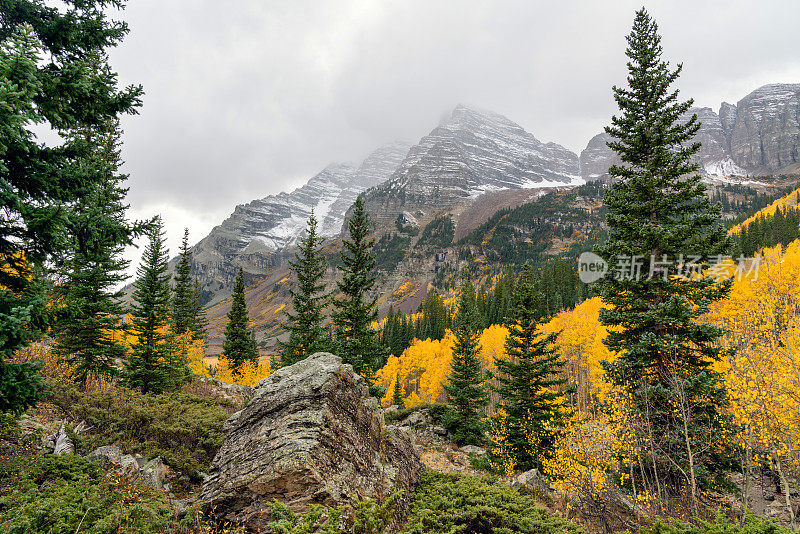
643, 514, 790, 534
44, 378, 232, 478
267, 492, 398, 534
402, 471, 581, 534
384, 403, 448, 425
268, 501, 343, 534
0, 454, 171, 534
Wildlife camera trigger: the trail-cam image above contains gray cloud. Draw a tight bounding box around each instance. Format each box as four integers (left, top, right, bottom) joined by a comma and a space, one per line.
108, 0, 800, 257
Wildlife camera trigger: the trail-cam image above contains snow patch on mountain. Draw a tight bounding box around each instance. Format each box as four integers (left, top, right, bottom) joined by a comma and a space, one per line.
704, 157, 747, 177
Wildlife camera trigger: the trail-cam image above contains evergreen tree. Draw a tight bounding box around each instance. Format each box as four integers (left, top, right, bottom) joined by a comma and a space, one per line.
597, 9, 732, 497
222, 268, 259, 372
279, 211, 329, 366
443, 277, 489, 446
172, 228, 206, 339
392, 372, 405, 409
0, 3, 142, 412
493, 263, 570, 470
332, 196, 385, 383
53, 120, 146, 390
124, 218, 186, 393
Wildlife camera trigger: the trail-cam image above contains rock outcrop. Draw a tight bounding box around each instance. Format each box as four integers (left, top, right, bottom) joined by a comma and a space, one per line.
86, 445, 167, 489
728, 83, 800, 173
200, 352, 424, 531
579, 83, 800, 179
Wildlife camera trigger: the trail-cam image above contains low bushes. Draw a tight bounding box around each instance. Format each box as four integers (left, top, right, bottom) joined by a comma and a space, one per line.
0, 454, 172, 533
402, 471, 581, 534
44, 378, 232, 478
643, 515, 790, 534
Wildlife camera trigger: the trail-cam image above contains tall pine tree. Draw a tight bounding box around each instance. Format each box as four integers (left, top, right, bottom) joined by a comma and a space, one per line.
222, 268, 259, 372
443, 276, 489, 446
173, 228, 207, 339
0, 3, 142, 412
493, 263, 570, 470
53, 120, 146, 390
597, 9, 732, 498
332, 196, 385, 383
124, 218, 187, 393
279, 211, 329, 366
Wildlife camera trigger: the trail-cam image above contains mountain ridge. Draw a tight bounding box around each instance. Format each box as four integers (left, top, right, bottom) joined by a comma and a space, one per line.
184, 82, 800, 309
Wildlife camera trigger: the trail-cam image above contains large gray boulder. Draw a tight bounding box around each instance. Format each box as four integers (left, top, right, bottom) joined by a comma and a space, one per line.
200, 352, 424, 531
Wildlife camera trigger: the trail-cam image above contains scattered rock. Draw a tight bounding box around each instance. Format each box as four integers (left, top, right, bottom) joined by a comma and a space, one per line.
171, 496, 198, 520
17, 414, 46, 438
401, 410, 431, 429
513, 468, 549, 493
52, 421, 75, 455
138, 457, 167, 489
200, 352, 424, 532
119, 454, 140, 480
86, 446, 166, 488
197, 376, 254, 405
432, 426, 448, 437
459, 445, 486, 456
87, 445, 123, 469
384, 405, 399, 414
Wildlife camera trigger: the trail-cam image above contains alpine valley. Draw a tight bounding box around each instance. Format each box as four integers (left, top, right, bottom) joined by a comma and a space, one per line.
189, 83, 800, 355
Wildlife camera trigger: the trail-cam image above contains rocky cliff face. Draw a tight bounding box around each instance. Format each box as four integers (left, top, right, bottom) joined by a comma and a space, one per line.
353, 105, 582, 231
579, 131, 619, 180
728, 84, 800, 173
578, 84, 800, 179
200, 352, 423, 531
188, 141, 411, 295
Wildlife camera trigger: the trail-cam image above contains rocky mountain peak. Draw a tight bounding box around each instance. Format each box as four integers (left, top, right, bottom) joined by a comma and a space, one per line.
579, 82, 800, 179
356, 105, 582, 230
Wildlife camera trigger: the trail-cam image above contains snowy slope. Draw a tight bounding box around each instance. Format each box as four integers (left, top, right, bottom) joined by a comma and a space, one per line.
189, 140, 412, 286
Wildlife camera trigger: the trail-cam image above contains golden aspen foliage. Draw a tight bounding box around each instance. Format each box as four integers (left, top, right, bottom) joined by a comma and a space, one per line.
707, 241, 800, 505
538, 297, 616, 411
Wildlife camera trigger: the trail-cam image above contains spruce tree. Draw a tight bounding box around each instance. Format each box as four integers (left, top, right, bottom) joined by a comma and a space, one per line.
124, 218, 186, 394
279, 211, 329, 366
0, 4, 142, 412
222, 268, 259, 372
332, 196, 385, 382
597, 9, 732, 497
392, 372, 405, 409
173, 228, 207, 339
443, 277, 489, 446
493, 263, 570, 470
53, 120, 146, 390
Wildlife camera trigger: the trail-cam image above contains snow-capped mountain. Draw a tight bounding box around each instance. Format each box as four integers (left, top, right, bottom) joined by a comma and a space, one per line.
579, 84, 800, 179
355, 105, 583, 229
188, 140, 412, 291
188, 85, 800, 304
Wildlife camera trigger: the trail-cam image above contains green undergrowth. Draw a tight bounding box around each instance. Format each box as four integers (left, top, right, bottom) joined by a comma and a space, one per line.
402, 471, 581, 534
643, 514, 790, 534
0, 454, 173, 533
44, 378, 232, 479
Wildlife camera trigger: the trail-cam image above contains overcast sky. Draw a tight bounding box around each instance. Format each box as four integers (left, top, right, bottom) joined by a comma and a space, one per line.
108, 0, 800, 262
